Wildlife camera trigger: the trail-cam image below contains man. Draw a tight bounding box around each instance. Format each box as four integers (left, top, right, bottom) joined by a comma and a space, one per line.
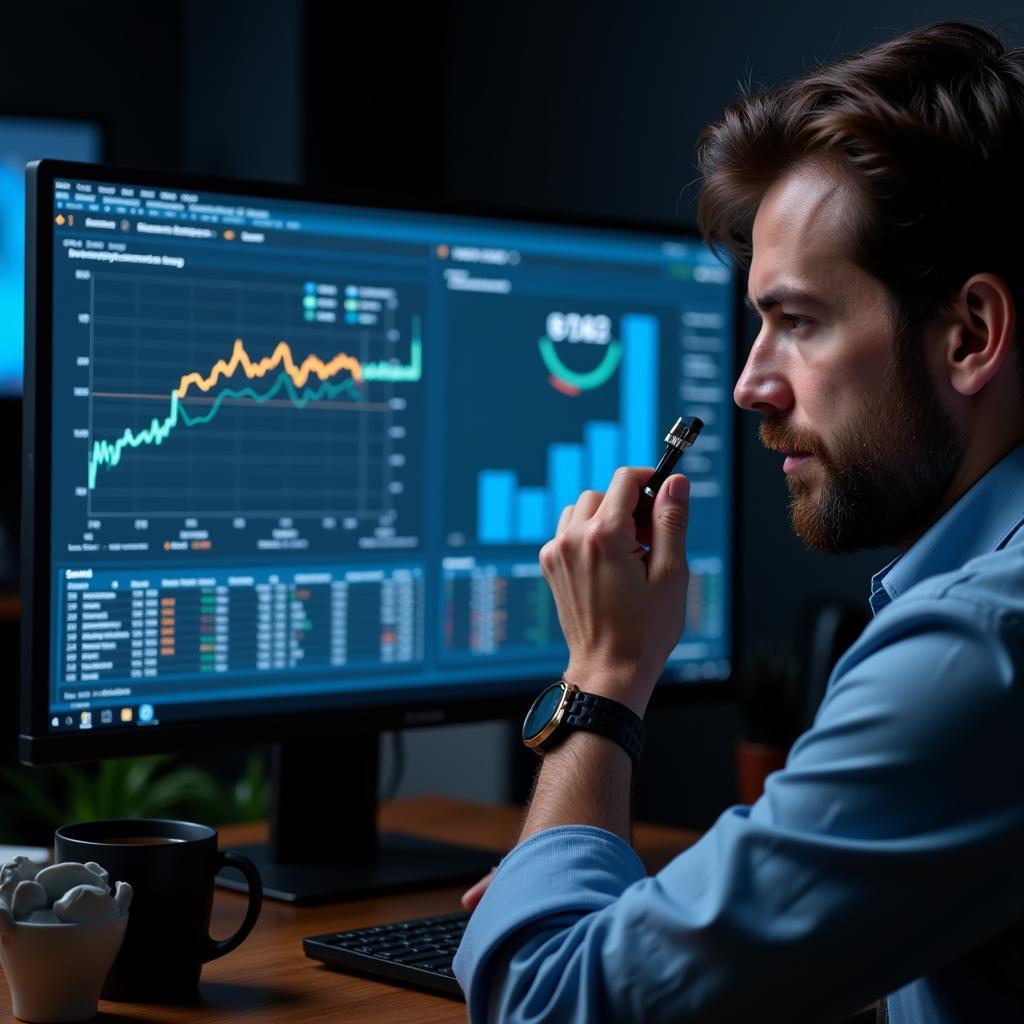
453, 21, 1024, 1024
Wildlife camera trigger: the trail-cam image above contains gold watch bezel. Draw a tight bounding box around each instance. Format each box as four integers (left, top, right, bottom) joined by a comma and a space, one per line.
522, 680, 578, 751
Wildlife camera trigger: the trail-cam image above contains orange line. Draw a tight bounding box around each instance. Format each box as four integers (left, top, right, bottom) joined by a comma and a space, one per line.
175, 338, 364, 399
91, 390, 390, 411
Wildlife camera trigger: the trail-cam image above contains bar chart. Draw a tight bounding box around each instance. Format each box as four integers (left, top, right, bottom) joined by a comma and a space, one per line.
436, 269, 732, 675
477, 313, 659, 544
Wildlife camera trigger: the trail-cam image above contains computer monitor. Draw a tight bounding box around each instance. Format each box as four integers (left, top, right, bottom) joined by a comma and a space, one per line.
21, 160, 738, 902
0, 118, 101, 394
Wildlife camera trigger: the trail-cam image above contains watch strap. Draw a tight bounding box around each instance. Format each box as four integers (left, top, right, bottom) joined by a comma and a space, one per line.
561, 687, 646, 763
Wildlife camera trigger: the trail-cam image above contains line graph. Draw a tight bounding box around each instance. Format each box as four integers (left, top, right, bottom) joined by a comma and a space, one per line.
88, 369, 366, 489
84, 272, 425, 526
88, 323, 423, 492
175, 338, 365, 398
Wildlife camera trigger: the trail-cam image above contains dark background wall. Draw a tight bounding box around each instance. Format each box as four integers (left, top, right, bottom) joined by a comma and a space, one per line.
3, 1, 1020, 830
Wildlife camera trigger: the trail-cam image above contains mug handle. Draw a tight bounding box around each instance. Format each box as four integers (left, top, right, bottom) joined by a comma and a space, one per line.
204, 850, 264, 962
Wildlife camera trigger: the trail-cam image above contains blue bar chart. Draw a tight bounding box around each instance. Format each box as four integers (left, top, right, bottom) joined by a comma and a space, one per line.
476, 313, 658, 544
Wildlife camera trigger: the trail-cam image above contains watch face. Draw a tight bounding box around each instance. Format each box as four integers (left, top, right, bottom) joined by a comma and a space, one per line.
522, 683, 566, 742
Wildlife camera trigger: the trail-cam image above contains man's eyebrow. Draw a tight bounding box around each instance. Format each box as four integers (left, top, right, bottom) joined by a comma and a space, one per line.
744, 289, 828, 313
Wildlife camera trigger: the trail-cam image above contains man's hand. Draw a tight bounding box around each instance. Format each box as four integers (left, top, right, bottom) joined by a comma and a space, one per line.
539, 467, 691, 717
462, 469, 692, 858
460, 868, 497, 911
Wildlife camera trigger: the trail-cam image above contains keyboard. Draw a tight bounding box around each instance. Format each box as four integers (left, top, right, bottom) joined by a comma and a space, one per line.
303, 909, 470, 997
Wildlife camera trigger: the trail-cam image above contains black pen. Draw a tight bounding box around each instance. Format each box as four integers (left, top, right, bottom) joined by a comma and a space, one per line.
632, 416, 703, 528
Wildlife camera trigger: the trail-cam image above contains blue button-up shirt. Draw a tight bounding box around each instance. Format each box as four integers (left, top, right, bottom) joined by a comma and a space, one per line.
454, 444, 1024, 1023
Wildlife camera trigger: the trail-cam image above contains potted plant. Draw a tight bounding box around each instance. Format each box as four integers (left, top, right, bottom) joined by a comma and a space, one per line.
0, 753, 269, 845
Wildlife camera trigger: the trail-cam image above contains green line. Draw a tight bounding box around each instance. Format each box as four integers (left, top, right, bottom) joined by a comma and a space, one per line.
364, 317, 423, 382
538, 335, 622, 391
89, 395, 182, 490
88, 318, 424, 490
177, 373, 362, 427
88, 373, 363, 490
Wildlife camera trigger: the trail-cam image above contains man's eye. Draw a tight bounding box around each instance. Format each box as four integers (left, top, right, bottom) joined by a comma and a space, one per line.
780, 314, 810, 332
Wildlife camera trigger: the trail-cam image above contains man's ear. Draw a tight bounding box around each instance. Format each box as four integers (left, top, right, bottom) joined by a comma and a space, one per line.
944, 273, 1016, 397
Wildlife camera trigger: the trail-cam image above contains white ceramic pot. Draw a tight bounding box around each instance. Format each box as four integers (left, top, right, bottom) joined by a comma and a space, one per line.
0, 906, 128, 1023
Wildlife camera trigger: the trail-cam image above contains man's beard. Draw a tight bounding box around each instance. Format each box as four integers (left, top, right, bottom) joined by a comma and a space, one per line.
759, 338, 966, 553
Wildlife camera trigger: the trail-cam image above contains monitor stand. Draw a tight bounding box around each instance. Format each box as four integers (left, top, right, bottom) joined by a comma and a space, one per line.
215, 736, 499, 905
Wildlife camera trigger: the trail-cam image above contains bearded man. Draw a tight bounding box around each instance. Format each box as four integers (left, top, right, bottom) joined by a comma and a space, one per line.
454, 21, 1024, 1024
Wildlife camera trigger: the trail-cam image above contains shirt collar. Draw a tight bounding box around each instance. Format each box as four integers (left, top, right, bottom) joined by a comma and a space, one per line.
869, 442, 1024, 616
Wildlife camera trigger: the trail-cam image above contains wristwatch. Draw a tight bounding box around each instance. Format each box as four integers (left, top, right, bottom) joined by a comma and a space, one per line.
521, 679, 646, 764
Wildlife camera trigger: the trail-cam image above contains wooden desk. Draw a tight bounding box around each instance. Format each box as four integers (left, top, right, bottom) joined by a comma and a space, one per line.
0, 797, 699, 1023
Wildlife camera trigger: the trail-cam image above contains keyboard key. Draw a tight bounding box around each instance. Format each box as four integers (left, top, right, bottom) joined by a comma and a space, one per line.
304, 909, 471, 998
391, 950, 450, 966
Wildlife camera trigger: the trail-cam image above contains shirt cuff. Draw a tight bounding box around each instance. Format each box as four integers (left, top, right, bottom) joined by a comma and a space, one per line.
454, 824, 646, 1009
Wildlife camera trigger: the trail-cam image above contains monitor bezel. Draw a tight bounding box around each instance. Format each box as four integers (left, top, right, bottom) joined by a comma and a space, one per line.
21, 158, 742, 765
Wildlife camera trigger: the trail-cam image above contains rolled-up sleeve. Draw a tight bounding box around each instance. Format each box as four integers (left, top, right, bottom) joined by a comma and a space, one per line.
454, 592, 1024, 1023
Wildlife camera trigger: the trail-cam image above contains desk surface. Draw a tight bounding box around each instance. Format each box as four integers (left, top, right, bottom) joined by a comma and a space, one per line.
0, 797, 698, 1023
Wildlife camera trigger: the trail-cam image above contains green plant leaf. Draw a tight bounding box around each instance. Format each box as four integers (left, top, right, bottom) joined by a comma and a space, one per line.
1, 752, 268, 839
122, 755, 174, 800
141, 767, 225, 819
59, 765, 100, 823
0, 767, 67, 831
231, 753, 269, 822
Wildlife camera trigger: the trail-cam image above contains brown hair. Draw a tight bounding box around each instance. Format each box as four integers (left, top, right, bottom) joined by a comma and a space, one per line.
697, 21, 1024, 335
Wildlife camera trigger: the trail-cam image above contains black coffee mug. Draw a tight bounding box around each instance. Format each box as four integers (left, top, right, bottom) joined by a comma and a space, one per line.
54, 818, 262, 1001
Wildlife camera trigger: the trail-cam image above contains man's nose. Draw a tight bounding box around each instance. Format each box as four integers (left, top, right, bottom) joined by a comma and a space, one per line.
733, 335, 793, 416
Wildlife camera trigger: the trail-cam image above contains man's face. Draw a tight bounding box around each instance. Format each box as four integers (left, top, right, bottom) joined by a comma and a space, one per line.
733, 161, 965, 553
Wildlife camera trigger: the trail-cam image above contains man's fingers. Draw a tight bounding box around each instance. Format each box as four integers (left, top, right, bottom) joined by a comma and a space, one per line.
648, 474, 690, 582
556, 504, 574, 536
571, 490, 604, 525
460, 868, 498, 910
599, 466, 653, 522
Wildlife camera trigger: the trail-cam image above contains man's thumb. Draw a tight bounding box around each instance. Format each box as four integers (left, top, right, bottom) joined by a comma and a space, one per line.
648, 474, 690, 581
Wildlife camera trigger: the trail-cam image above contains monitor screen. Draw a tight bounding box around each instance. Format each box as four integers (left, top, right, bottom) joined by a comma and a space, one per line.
22, 161, 736, 758
0, 118, 100, 394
